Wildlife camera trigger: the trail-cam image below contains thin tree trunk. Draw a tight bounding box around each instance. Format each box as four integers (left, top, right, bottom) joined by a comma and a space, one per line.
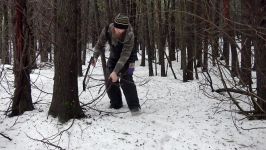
40, 40, 48, 62
0, 3, 2, 59
202, 0, 210, 72
169, 0, 176, 62
77, 0, 82, 77
140, 44, 145, 66
240, 0, 252, 85
82, 0, 90, 65
139, 4, 145, 67
2, 0, 10, 64
119, 0, 127, 15
186, 0, 194, 80
202, 35, 208, 72
11, 0, 34, 117
221, 0, 230, 66
255, 0, 266, 117
130, 0, 139, 61
94, 0, 108, 84
211, 0, 220, 66
240, 36, 252, 85
180, 0, 187, 82
27, 1, 37, 69
143, 0, 153, 76
195, 0, 203, 68
105, 0, 113, 23
156, 0, 166, 77
150, 0, 156, 75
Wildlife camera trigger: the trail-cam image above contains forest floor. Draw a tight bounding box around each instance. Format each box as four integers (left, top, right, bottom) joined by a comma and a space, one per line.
0, 53, 266, 150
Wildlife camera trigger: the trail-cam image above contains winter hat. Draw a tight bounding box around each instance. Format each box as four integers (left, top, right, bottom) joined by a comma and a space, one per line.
114, 13, 129, 29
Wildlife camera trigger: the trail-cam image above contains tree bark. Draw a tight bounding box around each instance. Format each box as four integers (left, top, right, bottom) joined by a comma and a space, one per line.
11, 0, 34, 117
0, 3, 2, 59
49, 0, 84, 123
186, 0, 194, 80
240, 0, 252, 85
211, 0, 220, 66
221, 0, 230, 66
156, 0, 166, 77
2, 0, 10, 64
94, 0, 108, 85
143, 0, 153, 76
27, 1, 37, 69
195, 0, 203, 68
119, 0, 127, 15
169, 0, 176, 61
77, 0, 82, 76
255, 0, 266, 117
81, 0, 90, 65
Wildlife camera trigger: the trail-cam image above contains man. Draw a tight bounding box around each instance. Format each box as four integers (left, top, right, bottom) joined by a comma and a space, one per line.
92, 14, 141, 115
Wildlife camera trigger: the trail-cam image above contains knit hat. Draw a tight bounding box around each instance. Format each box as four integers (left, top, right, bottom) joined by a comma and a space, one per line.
114, 14, 129, 29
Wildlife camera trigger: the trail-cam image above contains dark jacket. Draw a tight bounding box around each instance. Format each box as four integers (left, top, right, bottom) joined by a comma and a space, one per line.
93, 23, 135, 74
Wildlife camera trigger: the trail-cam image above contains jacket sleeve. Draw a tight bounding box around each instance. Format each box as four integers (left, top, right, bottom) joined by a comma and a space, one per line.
113, 32, 134, 74
93, 27, 108, 59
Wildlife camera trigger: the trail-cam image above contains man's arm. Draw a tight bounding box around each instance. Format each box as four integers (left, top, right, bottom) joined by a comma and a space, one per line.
93, 27, 108, 59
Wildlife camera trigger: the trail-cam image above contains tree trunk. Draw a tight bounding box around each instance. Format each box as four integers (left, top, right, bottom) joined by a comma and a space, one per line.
139, 4, 145, 67
82, 0, 90, 65
119, 0, 127, 15
11, 0, 34, 117
169, 0, 176, 62
180, 0, 187, 81
230, 34, 238, 77
156, 0, 166, 77
2, 0, 10, 64
49, 0, 84, 123
240, 36, 252, 85
0, 3, 2, 59
130, 0, 139, 61
140, 43, 145, 66
221, 0, 230, 66
186, 0, 194, 80
211, 0, 220, 66
255, 0, 266, 117
40, 40, 48, 62
27, 1, 37, 69
143, 0, 153, 76
94, 0, 108, 84
195, 0, 203, 68
240, 0, 252, 85
202, 35, 208, 72
77, 0, 82, 76
202, 0, 210, 72
105, 0, 113, 23
150, 0, 156, 75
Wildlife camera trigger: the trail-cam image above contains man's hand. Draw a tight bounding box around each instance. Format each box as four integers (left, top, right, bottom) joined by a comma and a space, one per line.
109, 71, 118, 82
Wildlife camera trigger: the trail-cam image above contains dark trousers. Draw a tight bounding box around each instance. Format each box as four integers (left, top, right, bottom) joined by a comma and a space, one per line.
106, 64, 140, 110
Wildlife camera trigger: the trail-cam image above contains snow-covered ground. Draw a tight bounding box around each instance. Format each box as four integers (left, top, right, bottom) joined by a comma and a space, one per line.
0, 53, 266, 150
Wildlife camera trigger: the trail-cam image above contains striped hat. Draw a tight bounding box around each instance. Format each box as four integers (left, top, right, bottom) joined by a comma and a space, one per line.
114, 14, 129, 29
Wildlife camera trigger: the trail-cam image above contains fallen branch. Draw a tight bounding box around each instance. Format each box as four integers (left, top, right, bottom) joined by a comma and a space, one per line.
27, 135, 65, 150
0, 133, 12, 141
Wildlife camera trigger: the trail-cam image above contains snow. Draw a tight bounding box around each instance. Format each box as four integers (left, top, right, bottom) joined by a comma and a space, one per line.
0, 53, 266, 150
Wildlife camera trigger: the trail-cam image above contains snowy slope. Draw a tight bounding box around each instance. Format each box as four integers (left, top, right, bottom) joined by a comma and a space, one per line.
0, 53, 266, 150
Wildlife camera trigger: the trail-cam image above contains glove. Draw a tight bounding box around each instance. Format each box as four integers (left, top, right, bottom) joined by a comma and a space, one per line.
127, 63, 135, 75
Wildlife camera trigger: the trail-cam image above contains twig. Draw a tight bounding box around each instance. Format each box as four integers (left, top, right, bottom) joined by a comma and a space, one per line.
26, 135, 65, 150
0, 133, 12, 141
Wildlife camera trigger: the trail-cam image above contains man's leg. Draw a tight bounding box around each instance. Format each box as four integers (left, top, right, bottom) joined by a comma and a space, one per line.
106, 67, 123, 109
120, 74, 140, 110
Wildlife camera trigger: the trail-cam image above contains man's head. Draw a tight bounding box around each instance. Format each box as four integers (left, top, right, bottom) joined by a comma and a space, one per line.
114, 13, 129, 32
